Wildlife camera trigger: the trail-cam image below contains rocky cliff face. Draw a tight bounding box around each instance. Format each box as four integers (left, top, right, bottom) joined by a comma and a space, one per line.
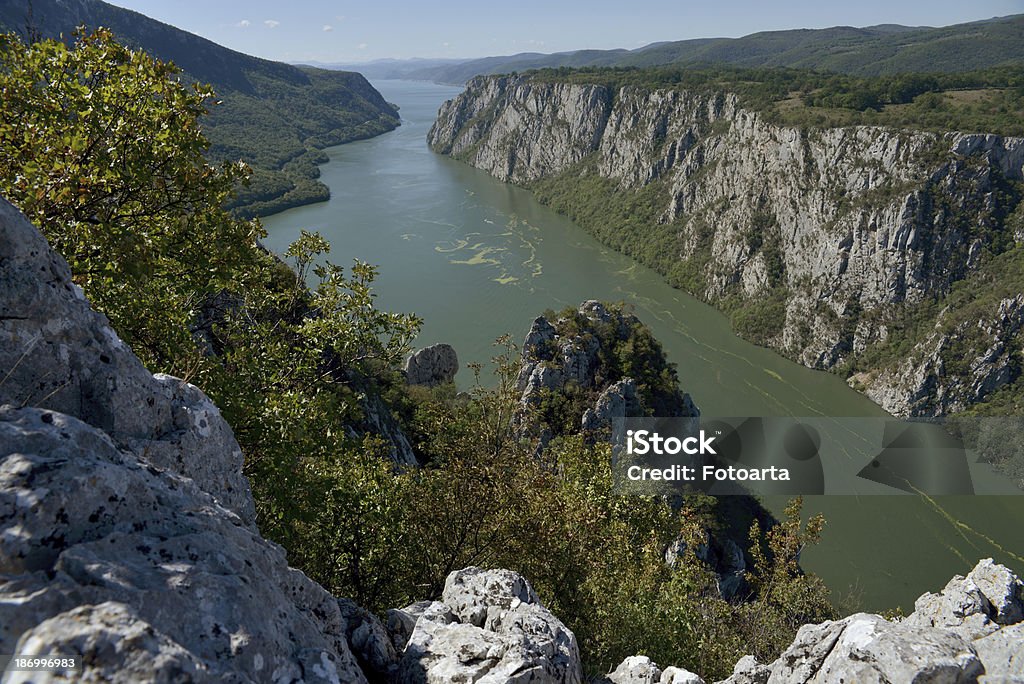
430, 75, 1024, 416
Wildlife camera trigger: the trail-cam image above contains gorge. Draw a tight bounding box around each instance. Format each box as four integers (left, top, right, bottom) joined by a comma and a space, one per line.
261, 80, 1024, 613
5, 172, 1024, 683
5, 5, 1024, 679
427, 73, 1024, 418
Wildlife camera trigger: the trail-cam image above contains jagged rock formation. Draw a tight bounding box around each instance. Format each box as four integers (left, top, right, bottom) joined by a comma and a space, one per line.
0, 200, 255, 526
0, 198, 370, 680
616, 557, 1024, 684
858, 293, 1024, 415
404, 344, 459, 387
391, 568, 582, 683
516, 300, 698, 439
430, 75, 1024, 416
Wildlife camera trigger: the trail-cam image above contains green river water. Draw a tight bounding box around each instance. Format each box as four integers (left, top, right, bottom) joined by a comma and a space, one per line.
262, 80, 1024, 612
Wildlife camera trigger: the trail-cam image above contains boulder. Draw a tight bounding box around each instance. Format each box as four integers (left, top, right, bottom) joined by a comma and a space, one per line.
766, 613, 982, 683
661, 667, 706, 684
715, 655, 769, 684
395, 568, 582, 684
0, 406, 367, 683
404, 344, 459, 387
607, 655, 662, 683
713, 559, 1024, 684
906, 557, 1024, 640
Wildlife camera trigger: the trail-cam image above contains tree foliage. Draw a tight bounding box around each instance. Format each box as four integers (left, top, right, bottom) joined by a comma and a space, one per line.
0, 27, 422, 582
0, 28, 260, 368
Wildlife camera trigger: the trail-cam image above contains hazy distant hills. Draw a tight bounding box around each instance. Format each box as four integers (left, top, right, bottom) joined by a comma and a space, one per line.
335, 14, 1024, 85
0, 0, 401, 216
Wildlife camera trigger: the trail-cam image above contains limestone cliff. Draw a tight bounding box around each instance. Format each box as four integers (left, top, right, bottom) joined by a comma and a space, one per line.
429, 75, 1024, 416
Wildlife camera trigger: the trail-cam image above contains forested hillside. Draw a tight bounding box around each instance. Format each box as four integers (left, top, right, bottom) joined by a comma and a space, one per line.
388, 14, 1024, 84
0, 0, 400, 216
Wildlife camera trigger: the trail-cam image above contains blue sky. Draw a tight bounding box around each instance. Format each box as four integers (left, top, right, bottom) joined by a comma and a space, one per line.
106, 0, 1024, 64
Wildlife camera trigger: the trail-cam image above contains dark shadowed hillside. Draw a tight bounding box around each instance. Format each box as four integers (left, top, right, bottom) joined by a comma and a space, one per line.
0, 0, 400, 216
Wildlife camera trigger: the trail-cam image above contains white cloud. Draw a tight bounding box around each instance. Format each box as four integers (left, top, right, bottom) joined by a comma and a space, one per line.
323, 25, 333, 32
335, 15, 346, 21
235, 19, 251, 27
357, 42, 368, 50
264, 19, 280, 28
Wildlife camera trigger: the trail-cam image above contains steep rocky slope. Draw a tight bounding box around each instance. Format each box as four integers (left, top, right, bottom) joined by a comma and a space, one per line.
429, 75, 1024, 416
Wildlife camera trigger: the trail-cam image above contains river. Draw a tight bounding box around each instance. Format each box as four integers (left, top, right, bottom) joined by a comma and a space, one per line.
262, 79, 1024, 612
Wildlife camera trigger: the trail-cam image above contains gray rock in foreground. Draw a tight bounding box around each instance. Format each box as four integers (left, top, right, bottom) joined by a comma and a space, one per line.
709, 557, 1024, 684
393, 567, 582, 684
0, 198, 254, 526
612, 559, 1023, 684
0, 198, 367, 681
0, 405, 367, 683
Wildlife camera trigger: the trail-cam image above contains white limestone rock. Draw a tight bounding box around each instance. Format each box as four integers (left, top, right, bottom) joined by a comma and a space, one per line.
396, 568, 582, 684
0, 198, 254, 525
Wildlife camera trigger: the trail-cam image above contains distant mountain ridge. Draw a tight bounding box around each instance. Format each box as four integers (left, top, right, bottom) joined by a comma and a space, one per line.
340, 14, 1024, 85
0, 0, 401, 217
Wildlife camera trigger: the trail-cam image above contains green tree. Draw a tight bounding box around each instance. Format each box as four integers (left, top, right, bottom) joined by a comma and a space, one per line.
0, 28, 261, 369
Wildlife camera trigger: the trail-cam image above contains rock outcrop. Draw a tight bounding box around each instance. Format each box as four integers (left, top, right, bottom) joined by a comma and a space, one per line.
393, 568, 582, 684
606, 558, 1024, 684
705, 557, 1023, 683
0, 199, 254, 526
516, 300, 698, 438
430, 75, 1024, 416
0, 198, 375, 680
404, 343, 459, 387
